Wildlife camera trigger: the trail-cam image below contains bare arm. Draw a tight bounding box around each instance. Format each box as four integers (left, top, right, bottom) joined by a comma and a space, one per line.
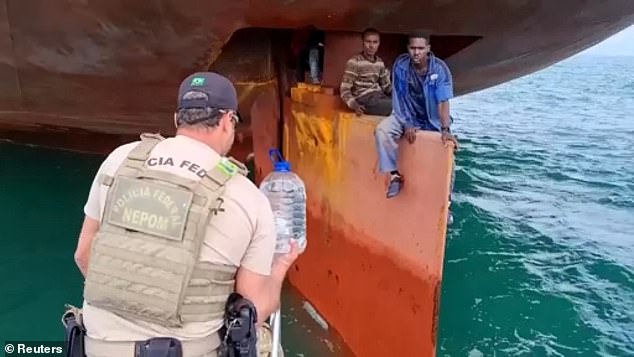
75, 156, 109, 277
434, 61, 459, 148
233, 197, 299, 324
439, 101, 450, 129
235, 243, 299, 324
74, 215, 100, 277
438, 100, 458, 148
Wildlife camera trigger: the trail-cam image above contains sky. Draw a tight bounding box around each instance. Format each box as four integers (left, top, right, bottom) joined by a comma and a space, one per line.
581, 25, 634, 56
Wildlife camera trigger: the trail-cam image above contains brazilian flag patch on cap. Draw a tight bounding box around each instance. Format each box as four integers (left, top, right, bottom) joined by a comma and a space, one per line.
191, 77, 205, 86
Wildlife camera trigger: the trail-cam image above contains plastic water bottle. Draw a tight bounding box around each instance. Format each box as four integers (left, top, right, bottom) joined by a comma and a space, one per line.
259, 148, 307, 254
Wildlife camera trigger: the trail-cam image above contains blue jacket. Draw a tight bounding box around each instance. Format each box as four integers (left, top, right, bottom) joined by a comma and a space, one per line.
392, 52, 454, 130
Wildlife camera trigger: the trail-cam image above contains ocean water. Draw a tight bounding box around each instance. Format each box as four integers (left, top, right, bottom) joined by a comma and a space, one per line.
439, 54, 634, 356
0, 54, 632, 356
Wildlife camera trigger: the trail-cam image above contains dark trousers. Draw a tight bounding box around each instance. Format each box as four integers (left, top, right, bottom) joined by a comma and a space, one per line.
357, 92, 393, 116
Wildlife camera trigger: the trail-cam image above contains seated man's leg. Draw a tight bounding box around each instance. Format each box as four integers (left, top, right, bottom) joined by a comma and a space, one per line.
360, 94, 393, 116
365, 96, 393, 116
375, 115, 405, 198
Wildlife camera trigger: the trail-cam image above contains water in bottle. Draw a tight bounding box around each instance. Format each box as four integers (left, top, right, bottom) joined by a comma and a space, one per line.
259, 148, 307, 254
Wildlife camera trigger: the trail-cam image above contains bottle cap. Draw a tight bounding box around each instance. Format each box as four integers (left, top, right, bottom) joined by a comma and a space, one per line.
269, 148, 291, 172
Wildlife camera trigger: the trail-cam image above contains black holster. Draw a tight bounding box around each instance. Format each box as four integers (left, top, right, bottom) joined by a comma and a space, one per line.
134, 337, 182, 357
62, 306, 86, 357
218, 293, 258, 357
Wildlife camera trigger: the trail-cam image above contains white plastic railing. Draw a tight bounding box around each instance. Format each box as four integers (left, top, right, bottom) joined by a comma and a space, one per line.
270, 306, 282, 356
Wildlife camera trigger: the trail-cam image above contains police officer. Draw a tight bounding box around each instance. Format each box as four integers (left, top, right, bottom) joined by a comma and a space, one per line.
71, 72, 299, 356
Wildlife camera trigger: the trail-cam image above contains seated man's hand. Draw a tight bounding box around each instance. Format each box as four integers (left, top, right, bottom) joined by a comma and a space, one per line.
441, 131, 459, 150
350, 101, 365, 116
404, 127, 417, 144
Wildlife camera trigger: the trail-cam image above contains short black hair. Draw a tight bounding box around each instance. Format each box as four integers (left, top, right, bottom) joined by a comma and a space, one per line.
408, 31, 430, 44
362, 27, 380, 39
175, 91, 224, 128
175, 108, 224, 129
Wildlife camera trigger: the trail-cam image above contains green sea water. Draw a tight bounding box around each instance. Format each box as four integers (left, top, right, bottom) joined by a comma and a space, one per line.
1, 54, 632, 356
439, 54, 633, 356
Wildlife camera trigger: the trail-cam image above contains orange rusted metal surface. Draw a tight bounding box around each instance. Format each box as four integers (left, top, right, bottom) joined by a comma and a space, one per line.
272, 85, 454, 356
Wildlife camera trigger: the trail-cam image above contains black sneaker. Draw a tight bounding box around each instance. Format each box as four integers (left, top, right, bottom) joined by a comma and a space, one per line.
386, 173, 403, 198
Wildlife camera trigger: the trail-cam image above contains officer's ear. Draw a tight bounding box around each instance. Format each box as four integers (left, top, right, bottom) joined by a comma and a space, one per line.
173, 113, 178, 128
220, 112, 234, 133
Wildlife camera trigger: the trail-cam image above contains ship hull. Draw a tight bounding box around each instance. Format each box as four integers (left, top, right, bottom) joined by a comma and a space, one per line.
0, 0, 632, 145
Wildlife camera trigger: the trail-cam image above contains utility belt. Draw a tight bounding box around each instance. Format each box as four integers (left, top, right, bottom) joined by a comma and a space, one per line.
62, 293, 263, 357
85, 335, 217, 357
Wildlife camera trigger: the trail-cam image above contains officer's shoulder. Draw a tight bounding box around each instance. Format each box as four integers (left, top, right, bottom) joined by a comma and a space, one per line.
225, 173, 269, 205
107, 141, 141, 160
227, 174, 263, 196
98, 141, 141, 173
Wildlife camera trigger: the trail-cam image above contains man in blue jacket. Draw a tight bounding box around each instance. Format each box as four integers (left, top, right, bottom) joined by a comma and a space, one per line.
375, 32, 459, 200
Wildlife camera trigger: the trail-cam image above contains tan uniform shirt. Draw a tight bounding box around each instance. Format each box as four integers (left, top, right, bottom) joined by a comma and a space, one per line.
81, 135, 276, 341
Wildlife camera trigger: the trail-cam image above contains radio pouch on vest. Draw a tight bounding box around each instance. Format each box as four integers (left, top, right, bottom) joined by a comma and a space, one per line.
83, 133, 248, 328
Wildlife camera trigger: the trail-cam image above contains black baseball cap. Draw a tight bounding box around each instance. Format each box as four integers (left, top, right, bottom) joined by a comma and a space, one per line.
177, 72, 240, 121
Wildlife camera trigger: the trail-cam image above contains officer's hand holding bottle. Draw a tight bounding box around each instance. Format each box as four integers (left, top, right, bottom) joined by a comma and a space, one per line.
272, 240, 300, 274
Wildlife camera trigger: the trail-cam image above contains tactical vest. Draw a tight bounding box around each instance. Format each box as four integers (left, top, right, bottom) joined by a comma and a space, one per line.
83, 133, 248, 327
